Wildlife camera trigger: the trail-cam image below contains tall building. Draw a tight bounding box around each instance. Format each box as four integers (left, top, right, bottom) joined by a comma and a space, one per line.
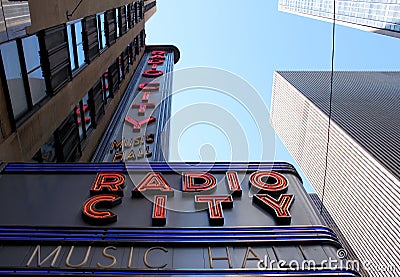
0, 0, 158, 162
279, 0, 400, 38
270, 71, 400, 276
308, 193, 369, 277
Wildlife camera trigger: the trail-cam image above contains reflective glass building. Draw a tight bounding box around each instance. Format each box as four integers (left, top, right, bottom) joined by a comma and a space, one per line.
279, 0, 400, 38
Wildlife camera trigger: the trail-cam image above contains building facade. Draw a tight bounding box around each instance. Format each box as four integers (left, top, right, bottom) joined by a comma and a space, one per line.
0, 0, 31, 42
279, 0, 400, 38
270, 71, 400, 276
0, 0, 158, 162
308, 193, 369, 277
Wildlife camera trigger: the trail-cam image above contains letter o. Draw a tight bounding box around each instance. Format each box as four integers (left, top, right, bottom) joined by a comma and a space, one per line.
249, 171, 288, 193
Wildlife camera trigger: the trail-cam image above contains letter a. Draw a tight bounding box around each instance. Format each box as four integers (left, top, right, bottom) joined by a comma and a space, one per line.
132, 172, 173, 198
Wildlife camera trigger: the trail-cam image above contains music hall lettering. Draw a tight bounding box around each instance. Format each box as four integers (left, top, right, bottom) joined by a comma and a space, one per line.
24, 244, 268, 270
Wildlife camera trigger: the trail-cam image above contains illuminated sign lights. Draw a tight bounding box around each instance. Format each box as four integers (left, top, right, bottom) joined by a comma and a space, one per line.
111, 50, 167, 163
132, 103, 156, 115
226, 171, 242, 197
142, 50, 166, 78
138, 82, 160, 91
253, 194, 295, 224
90, 172, 125, 196
195, 195, 233, 226
82, 194, 121, 225
132, 172, 174, 197
82, 173, 126, 225
182, 172, 217, 193
249, 171, 288, 195
81, 170, 295, 226
152, 195, 167, 226
124, 116, 156, 132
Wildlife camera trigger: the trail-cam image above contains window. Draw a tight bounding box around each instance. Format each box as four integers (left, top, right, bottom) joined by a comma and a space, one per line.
139, 0, 144, 21
74, 92, 93, 140
133, 2, 138, 24
124, 46, 130, 73
134, 36, 139, 56
118, 54, 124, 82
102, 70, 111, 102
0, 40, 29, 120
125, 4, 131, 31
120, 6, 127, 35
97, 13, 107, 50
37, 24, 70, 95
108, 61, 119, 95
127, 43, 134, 65
54, 112, 82, 162
88, 79, 105, 127
115, 8, 120, 38
0, 35, 48, 122
67, 20, 86, 72
22, 35, 46, 105
31, 134, 57, 163
105, 9, 116, 46
33, 112, 83, 162
139, 29, 145, 49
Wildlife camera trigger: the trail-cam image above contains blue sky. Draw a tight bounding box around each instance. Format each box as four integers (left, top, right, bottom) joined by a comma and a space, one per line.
146, 0, 400, 192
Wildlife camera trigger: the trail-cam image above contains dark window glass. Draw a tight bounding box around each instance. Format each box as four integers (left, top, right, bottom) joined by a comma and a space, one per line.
31, 134, 57, 163
82, 93, 92, 132
67, 20, 86, 72
125, 4, 130, 31
118, 54, 124, 82
75, 21, 85, 67
134, 36, 139, 56
109, 61, 119, 95
67, 25, 76, 69
22, 35, 46, 105
128, 43, 133, 65
116, 8, 120, 38
102, 71, 111, 102
38, 24, 70, 95
74, 94, 92, 139
54, 111, 81, 162
0, 41, 28, 120
89, 79, 105, 127
105, 9, 116, 46
97, 13, 106, 50
120, 6, 127, 35
133, 2, 138, 24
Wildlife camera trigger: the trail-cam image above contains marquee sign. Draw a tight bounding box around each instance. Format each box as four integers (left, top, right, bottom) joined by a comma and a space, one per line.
0, 162, 359, 276
95, 47, 175, 163
80, 170, 294, 226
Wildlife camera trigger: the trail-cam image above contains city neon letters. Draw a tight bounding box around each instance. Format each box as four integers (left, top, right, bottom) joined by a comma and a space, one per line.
82, 171, 294, 226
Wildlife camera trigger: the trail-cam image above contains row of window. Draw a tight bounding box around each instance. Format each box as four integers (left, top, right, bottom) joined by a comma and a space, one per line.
32, 33, 145, 163
0, 0, 145, 126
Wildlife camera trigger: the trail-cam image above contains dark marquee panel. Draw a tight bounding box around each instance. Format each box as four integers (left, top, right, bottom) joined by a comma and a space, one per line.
0, 162, 360, 276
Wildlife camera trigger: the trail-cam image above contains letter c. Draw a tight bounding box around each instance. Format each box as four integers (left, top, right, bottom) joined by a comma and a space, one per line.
143, 247, 168, 269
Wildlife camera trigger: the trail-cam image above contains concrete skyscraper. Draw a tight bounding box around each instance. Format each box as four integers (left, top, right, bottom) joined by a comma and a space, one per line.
279, 0, 400, 38
270, 71, 400, 276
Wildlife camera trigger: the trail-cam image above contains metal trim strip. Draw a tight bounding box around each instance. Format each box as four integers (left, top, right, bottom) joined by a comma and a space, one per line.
0, 268, 361, 276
